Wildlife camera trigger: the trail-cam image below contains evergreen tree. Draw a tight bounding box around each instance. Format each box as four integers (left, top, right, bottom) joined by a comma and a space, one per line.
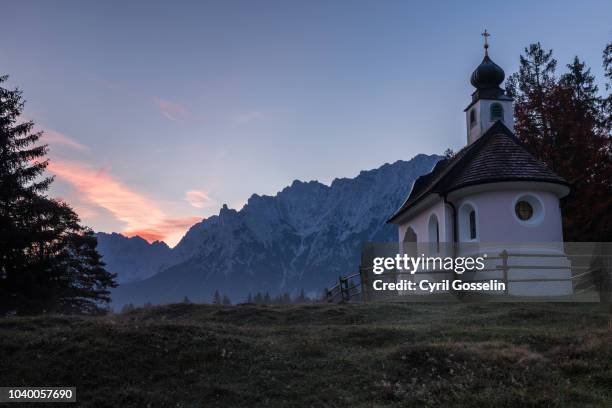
55, 216, 117, 314
0, 75, 116, 314
442, 148, 455, 160
182, 296, 190, 304
253, 292, 263, 304
212, 289, 221, 305
295, 288, 306, 304
263, 291, 270, 304
247, 292, 252, 303
121, 303, 135, 314
506, 44, 611, 241
222, 294, 231, 305
603, 42, 612, 129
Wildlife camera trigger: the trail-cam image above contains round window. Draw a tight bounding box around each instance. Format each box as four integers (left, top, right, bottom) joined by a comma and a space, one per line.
515, 201, 533, 221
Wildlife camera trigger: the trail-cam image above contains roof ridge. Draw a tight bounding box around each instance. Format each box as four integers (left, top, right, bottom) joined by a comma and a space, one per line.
433, 121, 513, 192
387, 120, 568, 224
394, 123, 502, 210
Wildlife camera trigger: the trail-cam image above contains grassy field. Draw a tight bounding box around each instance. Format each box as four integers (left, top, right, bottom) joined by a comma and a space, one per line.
0, 302, 610, 407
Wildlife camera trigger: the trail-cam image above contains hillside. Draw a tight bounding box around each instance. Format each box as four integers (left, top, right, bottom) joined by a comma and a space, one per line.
0, 302, 609, 407
95, 233, 174, 283
109, 154, 440, 307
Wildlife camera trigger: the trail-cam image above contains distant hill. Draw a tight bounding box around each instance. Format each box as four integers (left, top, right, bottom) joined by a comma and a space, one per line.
107, 154, 440, 307
95, 233, 174, 284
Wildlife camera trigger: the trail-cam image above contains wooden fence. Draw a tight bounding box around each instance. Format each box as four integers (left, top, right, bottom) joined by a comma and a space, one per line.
324, 249, 611, 303
324, 272, 362, 303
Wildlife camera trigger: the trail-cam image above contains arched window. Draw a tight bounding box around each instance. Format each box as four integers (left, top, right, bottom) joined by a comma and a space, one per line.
490, 103, 503, 121
402, 226, 418, 258
469, 109, 476, 127
428, 214, 440, 253
469, 210, 476, 240
403, 227, 417, 243
459, 203, 478, 242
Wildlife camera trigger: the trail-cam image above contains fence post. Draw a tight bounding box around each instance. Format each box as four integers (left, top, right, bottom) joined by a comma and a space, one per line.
359, 265, 369, 303
339, 277, 347, 302
343, 277, 350, 302
501, 250, 509, 295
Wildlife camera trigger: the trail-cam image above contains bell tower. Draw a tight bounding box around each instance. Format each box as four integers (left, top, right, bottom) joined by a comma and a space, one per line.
465, 30, 514, 145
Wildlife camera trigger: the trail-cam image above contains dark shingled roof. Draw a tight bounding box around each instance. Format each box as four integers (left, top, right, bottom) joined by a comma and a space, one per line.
387, 121, 569, 223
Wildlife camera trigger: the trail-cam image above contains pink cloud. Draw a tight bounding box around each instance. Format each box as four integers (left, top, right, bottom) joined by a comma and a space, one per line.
19, 116, 89, 152
185, 189, 216, 208
43, 129, 89, 151
153, 97, 190, 121
47, 159, 200, 246
124, 216, 202, 245
152, 97, 206, 123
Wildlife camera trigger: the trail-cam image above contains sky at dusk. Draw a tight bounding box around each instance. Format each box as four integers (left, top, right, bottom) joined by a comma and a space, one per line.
1, 0, 611, 246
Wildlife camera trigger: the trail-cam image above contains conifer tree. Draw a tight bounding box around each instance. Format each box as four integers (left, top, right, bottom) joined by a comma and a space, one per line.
121, 303, 135, 314
506, 44, 611, 241
603, 43, 612, 129
0, 75, 116, 314
212, 289, 221, 305
222, 294, 231, 305
55, 213, 117, 314
296, 288, 306, 303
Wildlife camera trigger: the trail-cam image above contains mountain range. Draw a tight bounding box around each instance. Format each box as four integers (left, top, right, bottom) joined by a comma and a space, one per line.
95, 233, 174, 284
102, 154, 440, 308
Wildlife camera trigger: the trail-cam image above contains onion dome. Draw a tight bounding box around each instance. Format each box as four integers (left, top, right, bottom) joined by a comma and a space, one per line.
470, 55, 505, 89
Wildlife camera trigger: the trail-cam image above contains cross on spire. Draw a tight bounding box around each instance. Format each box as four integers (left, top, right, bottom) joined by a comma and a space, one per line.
481, 29, 490, 56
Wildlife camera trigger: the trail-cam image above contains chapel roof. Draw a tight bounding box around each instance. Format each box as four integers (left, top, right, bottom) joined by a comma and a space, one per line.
387, 121, 569, 224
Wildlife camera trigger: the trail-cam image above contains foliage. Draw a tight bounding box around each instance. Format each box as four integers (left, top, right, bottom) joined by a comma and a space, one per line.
442, 148, 455, 159
246, 289, 310, 305
212, 289, 221, 305
0, 75, 116, 315
121, 303, 136, 314
505, 43, 612, 241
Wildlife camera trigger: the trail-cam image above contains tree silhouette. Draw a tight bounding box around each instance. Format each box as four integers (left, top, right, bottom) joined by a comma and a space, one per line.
603, 43, 612, 129
0, 75, 117, 314
295, 288, 307, 304
212, 290, 221, 305
121, 303, 135, 314
506, 43, 611, 241
222, 294, 231, 305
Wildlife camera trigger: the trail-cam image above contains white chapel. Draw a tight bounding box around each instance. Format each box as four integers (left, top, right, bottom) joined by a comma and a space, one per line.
387, 33, 573, 295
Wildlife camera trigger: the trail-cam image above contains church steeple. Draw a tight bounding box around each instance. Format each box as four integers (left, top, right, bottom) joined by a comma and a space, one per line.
465, 30, 514, 145
470, 30, 505, 101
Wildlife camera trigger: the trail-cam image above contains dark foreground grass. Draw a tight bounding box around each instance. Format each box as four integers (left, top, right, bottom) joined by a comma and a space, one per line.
0, 302, 610, 407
